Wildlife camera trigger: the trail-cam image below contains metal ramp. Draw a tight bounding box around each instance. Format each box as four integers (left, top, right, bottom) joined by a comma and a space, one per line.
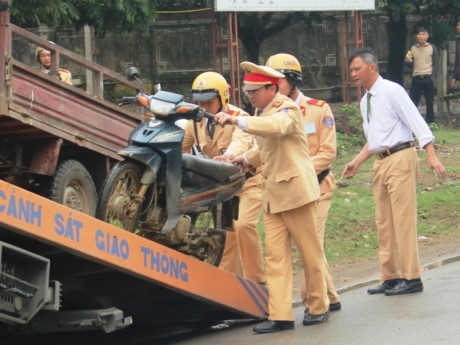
0, 179, 268, 340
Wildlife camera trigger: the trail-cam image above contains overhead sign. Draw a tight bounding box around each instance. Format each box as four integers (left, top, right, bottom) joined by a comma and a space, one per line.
215, 0, 375, 12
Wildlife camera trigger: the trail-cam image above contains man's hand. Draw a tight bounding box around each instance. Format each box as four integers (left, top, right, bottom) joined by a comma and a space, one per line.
427, 155, 447, 179
425, 142, 447, 179
214, 112, 237, 127
341, 161, 358, 179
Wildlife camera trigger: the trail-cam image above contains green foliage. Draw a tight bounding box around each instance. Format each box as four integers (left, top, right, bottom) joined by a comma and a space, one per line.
10, 0, 159, 36
337, 102, 366, 151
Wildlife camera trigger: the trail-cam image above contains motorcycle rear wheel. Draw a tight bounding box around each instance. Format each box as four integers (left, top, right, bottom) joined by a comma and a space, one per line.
188, 211, 226, 266
97, 161, 142, 232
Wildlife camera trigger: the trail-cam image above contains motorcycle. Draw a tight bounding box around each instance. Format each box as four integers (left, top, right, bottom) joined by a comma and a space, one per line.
96, 67, 245, 266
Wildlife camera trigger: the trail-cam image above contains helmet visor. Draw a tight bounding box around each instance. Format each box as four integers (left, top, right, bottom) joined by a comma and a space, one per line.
191, 90, 218, 102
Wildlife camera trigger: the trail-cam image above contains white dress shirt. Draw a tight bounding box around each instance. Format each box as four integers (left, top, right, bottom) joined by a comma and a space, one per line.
362, 76, 434, 153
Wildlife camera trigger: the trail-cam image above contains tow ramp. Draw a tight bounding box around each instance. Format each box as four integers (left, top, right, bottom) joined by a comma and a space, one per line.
0, 180, 268, 341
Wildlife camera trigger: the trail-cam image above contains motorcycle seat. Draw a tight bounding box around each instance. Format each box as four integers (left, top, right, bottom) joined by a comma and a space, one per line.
182, 154, 242, 183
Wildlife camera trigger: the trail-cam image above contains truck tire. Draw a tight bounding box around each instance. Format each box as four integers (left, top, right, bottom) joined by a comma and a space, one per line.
48, 159, 98, 216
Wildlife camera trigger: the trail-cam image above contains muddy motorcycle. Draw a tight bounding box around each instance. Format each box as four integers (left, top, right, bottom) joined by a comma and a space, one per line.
96, 68, 245, 266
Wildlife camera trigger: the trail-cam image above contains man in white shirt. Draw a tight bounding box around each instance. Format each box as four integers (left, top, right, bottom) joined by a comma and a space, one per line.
342, 47, 446, 296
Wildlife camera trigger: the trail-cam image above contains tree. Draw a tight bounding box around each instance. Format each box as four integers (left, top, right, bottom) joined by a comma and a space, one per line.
10, 0, 159, 36
377, 0, 459, 85
236, 12, 322, 63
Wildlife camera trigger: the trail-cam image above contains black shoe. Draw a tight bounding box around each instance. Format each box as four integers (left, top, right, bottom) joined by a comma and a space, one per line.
304, 301, 341, 316
253, 320, 294, 333
329, 302, 342, 311
367, 279, 399, 294
302, 310, 329, 326
384, 278, 423, 296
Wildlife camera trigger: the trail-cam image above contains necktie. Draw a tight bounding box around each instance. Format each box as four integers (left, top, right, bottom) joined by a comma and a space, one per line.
366, 92, 372, 123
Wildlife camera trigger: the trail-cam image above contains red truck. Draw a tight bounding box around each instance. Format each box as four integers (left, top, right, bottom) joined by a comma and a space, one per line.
0, 8, 140, 217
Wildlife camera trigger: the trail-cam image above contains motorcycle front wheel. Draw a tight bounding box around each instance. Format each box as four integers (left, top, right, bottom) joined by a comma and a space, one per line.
97, 161, 142, 232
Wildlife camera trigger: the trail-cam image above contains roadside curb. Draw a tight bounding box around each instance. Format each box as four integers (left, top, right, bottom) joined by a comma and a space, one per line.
292, 254, 460, 309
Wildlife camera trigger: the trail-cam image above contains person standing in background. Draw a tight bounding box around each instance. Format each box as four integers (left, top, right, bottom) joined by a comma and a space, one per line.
36, 44, 73, 85
265, 53, 341, 318
405, 26, 438, 124
450, 18, 460, 87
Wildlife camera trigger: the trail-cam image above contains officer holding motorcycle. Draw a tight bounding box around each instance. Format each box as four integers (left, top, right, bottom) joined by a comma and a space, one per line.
266, 53, 341, 316
182, 72, 266, 284
213, 62, 330, 333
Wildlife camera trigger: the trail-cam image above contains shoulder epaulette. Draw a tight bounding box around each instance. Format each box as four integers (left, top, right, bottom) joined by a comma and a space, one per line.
227, 109, 240, 116
273, 100, 282, 107
307, 98, 326, 107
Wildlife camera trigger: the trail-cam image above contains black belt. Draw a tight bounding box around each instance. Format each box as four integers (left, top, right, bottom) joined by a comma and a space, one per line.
245, 172, 255, 180
376, 141, 414, 159
413, 75, 431, 79
317, 168, 330, 184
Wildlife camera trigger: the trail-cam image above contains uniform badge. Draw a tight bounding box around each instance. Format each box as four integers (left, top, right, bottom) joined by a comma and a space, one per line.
323, 116, 334, 129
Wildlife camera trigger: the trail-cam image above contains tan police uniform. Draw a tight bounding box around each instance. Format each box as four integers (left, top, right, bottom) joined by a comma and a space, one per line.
297, 94, 340, 306
182, 104, 265, 282
239, 61, 328, 320
58, 68, 73, 85
37, 45, 73, 86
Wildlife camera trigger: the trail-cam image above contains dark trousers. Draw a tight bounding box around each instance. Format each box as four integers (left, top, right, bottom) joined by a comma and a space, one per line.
409, 75, 435, 124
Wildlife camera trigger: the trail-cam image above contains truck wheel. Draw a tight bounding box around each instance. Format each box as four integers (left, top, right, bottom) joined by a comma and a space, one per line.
48, 160, 98, 216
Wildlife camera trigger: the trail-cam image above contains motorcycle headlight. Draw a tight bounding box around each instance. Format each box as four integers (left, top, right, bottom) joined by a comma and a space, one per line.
149, 99, 175, 116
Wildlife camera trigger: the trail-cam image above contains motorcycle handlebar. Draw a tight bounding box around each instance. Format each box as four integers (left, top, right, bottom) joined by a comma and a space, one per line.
203, 111, 215, 120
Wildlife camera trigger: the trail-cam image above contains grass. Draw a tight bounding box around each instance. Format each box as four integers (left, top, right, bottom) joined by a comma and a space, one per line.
256, 125, 460, 267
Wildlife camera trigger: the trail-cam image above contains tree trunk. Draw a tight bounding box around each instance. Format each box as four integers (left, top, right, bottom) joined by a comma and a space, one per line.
386, 14, 407, 86
240, 37, 260, 64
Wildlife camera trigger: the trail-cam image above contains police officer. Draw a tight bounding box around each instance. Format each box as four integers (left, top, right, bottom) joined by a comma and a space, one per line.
266, 53, 341, 315
214, 62, 330, 333
37, 44, 73, 85
183, 72, 265, 283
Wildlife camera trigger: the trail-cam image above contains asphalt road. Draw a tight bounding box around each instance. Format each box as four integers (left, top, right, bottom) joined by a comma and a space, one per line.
160, 257, 460, 345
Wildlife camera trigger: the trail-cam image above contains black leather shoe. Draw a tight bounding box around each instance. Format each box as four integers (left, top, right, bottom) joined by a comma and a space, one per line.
305, 301, 341, 316
302, 310, 329, 326
253, 320, 294, 333
384, 278, 423, 296
367, 279, 399, 294
329, 302, 342, 311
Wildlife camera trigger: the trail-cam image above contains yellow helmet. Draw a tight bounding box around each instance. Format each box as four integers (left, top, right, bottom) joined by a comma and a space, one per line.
266, 53, 303, 85
191, 72, 230, 108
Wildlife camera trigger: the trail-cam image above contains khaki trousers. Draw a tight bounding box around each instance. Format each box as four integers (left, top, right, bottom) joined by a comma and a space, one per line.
301, 191, 340, 305
219, 175, 265, 282
372, 147, 421, 282
264, 201, 329, 320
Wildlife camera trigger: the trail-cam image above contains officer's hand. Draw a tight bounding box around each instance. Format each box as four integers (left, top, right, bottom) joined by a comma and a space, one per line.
230, 155, 248, 169
214, 113, 237, 127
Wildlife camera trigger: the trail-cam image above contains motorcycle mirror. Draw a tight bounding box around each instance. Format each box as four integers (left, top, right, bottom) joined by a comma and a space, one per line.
125, 67, 140, 81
